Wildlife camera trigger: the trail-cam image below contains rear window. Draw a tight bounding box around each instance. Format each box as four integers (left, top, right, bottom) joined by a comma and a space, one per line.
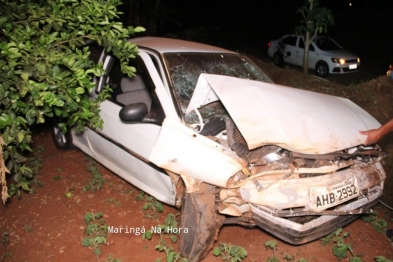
282, 36, 297, 46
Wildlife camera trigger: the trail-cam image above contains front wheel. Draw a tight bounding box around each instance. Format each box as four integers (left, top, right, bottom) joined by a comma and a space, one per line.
316, 61, 329, 77
178, 182, 225, 262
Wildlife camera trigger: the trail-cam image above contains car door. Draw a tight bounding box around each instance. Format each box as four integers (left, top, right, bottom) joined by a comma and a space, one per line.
281, 36, 298, 65
297, 38, 318, 68
72, 50, 177, 205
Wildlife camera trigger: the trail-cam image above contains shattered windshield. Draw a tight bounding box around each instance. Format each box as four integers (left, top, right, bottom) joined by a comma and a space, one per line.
164, 53, 272, 124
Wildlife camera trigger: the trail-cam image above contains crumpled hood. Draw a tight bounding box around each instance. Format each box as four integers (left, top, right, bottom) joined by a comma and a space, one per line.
186, 73, 380, 154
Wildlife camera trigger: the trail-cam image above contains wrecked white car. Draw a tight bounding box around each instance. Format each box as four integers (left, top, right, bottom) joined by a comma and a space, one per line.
51, 37, 386, 262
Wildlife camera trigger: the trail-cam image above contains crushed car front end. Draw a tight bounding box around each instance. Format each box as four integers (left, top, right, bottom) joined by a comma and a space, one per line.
176, 73, 385, 244
219, 132, 385, 244
148, 47, 386, 246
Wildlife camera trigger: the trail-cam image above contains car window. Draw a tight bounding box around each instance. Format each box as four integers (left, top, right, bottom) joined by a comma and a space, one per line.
282, 36, 297, 47
102, 56, 165, 124
315, 37, 341, 51
298, 39, 315, 51
88, 45, 105, 64
164, 53, 272, 124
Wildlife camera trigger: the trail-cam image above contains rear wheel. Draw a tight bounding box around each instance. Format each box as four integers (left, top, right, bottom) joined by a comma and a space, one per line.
51, 119, 73, 150
316, 61, 329, 77
273, 52, 284, 67
178, 183, 225, 262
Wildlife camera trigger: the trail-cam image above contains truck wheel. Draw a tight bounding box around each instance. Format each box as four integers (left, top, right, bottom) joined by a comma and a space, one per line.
178, 183, 225, 262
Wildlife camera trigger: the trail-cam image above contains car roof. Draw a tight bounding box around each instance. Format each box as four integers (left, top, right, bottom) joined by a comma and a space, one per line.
129, 37, 237, 54
281, 34, 332, 40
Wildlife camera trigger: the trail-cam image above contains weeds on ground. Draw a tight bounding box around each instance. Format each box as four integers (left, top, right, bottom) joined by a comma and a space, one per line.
104, 253, 121, 262
24, 225, 33, 233
83, 157, 106, 192
362, 210, 387, 233
320, 228, 363, 261
142, 213, 188, 262
82, 212, 108, 256
136, 191, 163, 219
213, 242, 247, 262
1, 231, 11, 260
106, 197, 121, 206
375, 256, 393, 262
265, 240, 279, 262
264, 240, 308, 262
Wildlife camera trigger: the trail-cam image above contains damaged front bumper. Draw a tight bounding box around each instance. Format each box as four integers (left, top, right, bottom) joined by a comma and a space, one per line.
251, 186, 381, 244
221, 161, 385, 244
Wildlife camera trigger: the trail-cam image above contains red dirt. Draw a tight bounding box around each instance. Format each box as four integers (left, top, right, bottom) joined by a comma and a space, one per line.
1, 59, 393, 262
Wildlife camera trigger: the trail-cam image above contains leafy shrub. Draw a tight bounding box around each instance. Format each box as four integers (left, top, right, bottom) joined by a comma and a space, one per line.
0, 0, 144, 203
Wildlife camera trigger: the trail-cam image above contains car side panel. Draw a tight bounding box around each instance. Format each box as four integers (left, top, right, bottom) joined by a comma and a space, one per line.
72, 124, 176, 205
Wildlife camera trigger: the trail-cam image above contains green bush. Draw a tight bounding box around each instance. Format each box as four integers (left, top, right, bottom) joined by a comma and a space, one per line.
0, 0, 144, 203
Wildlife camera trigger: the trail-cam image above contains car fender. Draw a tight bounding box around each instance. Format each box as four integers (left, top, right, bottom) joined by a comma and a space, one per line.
148, 116, 243, 188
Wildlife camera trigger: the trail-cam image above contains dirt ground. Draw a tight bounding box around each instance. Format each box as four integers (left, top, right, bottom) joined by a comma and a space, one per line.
1, 59, 393, 262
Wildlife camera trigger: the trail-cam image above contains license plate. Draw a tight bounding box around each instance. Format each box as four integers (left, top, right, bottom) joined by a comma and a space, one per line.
349, 64, 357, 69
309, 178, 359, 211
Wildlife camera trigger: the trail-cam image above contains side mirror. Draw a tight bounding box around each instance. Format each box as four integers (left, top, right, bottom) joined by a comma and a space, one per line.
119, 103, 148, 123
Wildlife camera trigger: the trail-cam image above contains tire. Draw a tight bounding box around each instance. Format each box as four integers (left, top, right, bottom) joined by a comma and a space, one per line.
178, 183, 225, 262
50, 120, 73, 150
316, 61, 329, 77
273, 52, 284, 67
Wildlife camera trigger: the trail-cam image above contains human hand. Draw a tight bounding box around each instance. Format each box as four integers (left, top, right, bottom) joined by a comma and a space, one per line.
359, 129, 381, 146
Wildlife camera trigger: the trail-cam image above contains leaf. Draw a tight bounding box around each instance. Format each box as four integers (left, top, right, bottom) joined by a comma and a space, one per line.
334, 228, 343, 236
21, 72, 29, 81
155, 244, 164, 251
154, 201, 163, 212
75, 87, 85, 94
52, 65, 60, 77
52, 21, 61, 31
332, 243, 349, 260
238, 248, 247, 258
82, 237, 90, 247
167, 251, 174, 262
230, 245, 240, 256
17, 132, 24, 143
133, 26, 146, 33
144, 230, 152, 240
20, 181, 30, 191
84, 212, 93, 224
93, 247, 101, 255
264, 240, 277, 250
213, 247, 221, 256
14, 173, 22, 183
170, 235, 177, 243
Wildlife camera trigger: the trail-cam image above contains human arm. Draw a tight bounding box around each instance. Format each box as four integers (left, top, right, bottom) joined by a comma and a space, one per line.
359, 118, 393, 145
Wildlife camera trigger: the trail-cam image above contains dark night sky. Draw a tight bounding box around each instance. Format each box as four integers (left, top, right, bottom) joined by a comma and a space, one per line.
162, 0, 390, 43
158, 0, 392, 67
